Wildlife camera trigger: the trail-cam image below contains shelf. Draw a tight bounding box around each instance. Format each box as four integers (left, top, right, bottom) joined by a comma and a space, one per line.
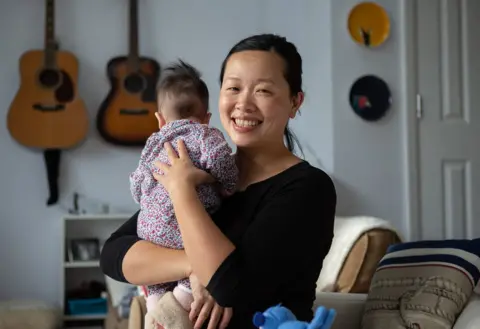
61, 213, 123, 320
64, 261, 100, 268
63, 214, 131, 221
63, 314, 107, 321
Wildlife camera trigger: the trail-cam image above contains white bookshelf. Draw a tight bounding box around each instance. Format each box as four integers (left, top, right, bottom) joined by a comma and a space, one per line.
60, 213, 130, 325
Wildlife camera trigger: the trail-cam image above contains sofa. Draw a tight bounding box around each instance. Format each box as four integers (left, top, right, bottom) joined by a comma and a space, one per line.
314, 292, 480, 329
124, 291, 480, 329
314, 217, 480, 328
121, 216, 480, 328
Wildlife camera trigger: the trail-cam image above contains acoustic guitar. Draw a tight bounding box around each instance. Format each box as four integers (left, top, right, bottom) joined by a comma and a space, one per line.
7, 0, 89, 206
96, 0, 161, 146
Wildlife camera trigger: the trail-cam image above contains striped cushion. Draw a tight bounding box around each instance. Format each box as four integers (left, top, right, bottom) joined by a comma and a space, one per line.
361, 239, 480, 329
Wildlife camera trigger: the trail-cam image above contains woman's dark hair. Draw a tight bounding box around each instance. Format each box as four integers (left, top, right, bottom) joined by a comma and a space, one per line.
219, 34, 303, 155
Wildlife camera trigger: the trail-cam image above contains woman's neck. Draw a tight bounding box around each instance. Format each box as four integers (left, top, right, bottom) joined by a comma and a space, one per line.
235, 145, 302, 191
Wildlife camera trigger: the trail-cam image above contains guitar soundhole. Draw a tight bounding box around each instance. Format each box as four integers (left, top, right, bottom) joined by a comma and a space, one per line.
38, 69, 61, 88
124, 73, 146, 93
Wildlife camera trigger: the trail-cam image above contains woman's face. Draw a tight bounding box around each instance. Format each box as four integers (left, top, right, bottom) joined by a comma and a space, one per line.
219, 50, 302, 150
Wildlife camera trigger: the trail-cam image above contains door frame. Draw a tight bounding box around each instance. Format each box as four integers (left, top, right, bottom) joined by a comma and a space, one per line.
400, 0, 421, 241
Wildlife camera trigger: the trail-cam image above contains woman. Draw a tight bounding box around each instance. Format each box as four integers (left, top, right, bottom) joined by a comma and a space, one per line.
100, 33, 336, 329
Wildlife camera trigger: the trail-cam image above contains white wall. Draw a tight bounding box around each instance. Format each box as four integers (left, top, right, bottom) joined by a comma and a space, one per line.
330, 0, 408, 237
1, 0, 414, 306
0, 0, 334, 304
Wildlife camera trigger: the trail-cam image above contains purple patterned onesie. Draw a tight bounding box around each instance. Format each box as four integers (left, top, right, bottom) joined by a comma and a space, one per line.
130, 119, 238, 297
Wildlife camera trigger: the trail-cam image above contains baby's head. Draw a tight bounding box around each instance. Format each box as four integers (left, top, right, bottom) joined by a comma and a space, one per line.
155, 60, 210, 128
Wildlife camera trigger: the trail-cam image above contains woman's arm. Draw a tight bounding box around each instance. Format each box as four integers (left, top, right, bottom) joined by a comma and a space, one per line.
100, 210, 191, 285
122, 241, 191, 286
169, 184, 236, 286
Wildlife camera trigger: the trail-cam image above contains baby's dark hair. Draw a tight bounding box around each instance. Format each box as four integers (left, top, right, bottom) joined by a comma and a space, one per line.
157, 60, 209, 120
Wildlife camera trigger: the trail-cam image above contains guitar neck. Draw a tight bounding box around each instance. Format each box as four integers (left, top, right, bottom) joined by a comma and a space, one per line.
128, 0, 140, 71
44, 0, 56, 68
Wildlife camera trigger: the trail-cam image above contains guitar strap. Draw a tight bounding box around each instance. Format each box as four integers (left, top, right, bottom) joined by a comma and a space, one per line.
44, 148, 61, 206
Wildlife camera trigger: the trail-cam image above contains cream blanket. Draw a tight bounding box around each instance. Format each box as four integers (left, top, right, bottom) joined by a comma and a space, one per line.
316, 216, 402, 292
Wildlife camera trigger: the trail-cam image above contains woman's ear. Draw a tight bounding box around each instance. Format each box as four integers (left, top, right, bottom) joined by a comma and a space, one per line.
290, 92, 304, 118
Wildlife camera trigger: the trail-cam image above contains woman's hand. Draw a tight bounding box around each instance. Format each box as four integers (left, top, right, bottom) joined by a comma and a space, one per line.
189, 274, 232, 329
153, 140, 215, 195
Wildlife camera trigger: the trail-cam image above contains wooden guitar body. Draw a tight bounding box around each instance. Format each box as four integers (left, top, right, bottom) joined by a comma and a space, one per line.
7, 49, 89, 149
6, 0, 89, 206
97, 55, 160, 146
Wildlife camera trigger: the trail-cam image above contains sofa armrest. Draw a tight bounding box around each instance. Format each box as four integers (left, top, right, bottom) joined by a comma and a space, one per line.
453, 294, 480, 329
128, 296, 147, 329
314, 292, 366, 329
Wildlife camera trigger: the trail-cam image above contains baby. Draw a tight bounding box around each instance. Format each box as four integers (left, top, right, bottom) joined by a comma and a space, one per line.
129, 60, 238, 325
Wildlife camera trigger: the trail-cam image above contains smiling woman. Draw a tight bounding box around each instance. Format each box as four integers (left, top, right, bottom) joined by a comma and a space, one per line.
219, 46, 304, 153
100, 34, 336, 329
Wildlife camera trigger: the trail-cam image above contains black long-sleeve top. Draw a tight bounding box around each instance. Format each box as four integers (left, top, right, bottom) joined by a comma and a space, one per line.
100, 161, 336, 328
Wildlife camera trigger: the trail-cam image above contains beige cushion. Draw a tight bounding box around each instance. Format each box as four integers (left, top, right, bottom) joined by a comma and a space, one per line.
361, 239, 480, 329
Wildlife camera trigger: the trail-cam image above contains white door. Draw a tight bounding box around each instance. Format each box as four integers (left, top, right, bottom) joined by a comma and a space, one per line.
416, 0, 480, 240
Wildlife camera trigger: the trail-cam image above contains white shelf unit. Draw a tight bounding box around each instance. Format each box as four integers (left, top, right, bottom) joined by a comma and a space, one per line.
60, 213, 130, 324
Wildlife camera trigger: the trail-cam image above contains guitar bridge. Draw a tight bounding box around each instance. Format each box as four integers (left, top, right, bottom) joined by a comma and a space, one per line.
33, 103, 65, 112
120, 109, 149, 115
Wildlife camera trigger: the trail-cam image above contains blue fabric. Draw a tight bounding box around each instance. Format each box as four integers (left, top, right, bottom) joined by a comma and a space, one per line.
387, 238, 480, 254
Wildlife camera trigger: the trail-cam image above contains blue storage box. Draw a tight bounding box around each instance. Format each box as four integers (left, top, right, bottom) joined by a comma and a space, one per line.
67, 297, 107, 315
